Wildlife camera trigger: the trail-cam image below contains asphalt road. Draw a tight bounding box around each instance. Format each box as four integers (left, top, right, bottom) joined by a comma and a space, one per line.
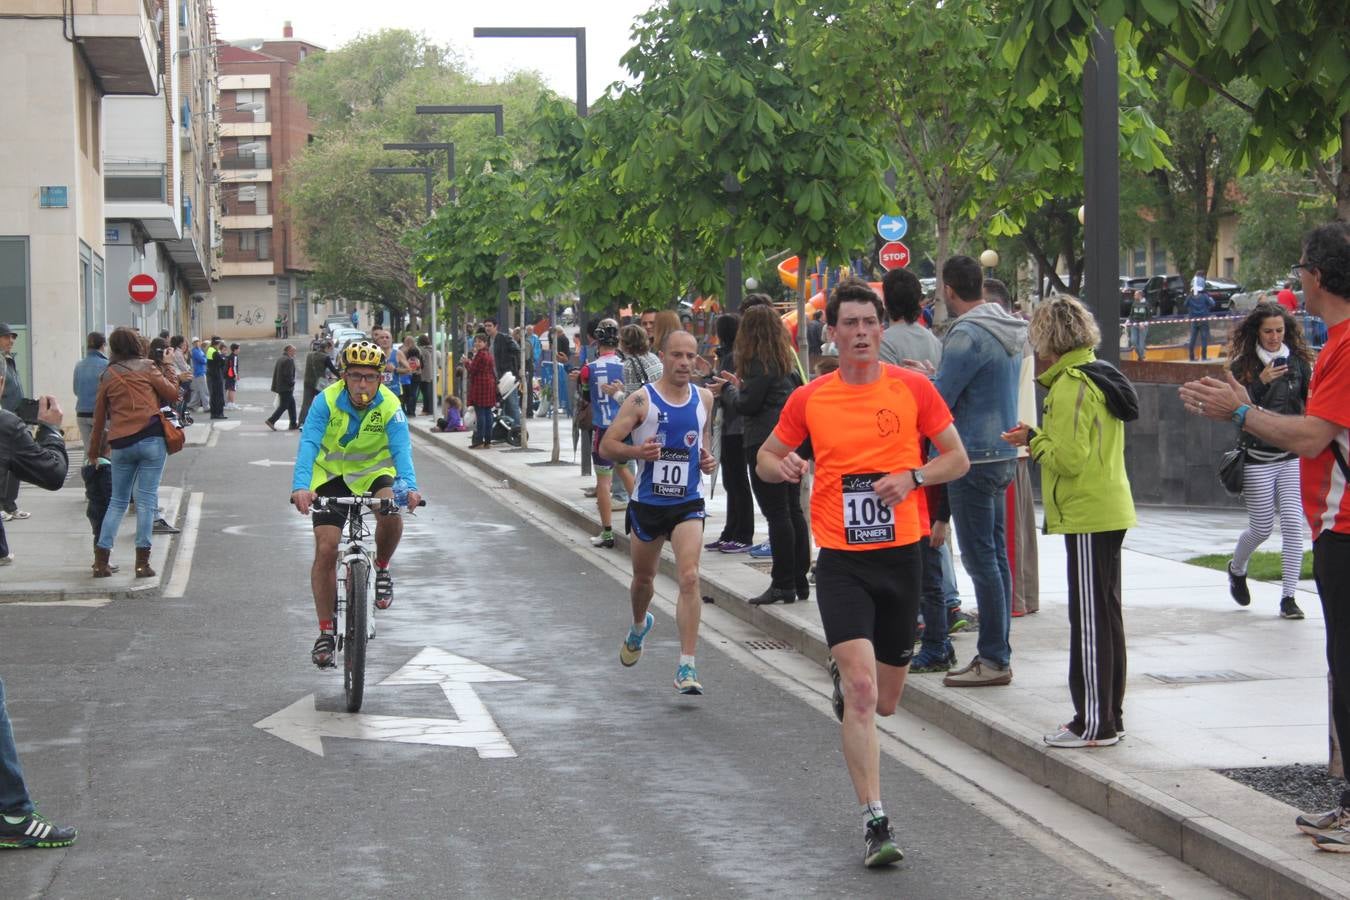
0, 363, 1186, 898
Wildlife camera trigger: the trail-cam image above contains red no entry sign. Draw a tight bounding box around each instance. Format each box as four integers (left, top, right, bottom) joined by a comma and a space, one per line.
128, 273, 158, 304
878, 241, 910, 271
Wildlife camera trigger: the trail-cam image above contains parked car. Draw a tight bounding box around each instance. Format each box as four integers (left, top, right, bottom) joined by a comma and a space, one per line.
1144, 274, 1186, 316
1203, 278, 1243, 311
1231, 283, 1304, 314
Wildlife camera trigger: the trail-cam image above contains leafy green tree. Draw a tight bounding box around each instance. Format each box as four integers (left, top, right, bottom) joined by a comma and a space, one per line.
612, 0, 890, 313
285, 29, 562, 325
794, 0, 1165, 316
1121, 72, 1253, 277
1002, 0, 1350, 221
1235, 170, 1336, 289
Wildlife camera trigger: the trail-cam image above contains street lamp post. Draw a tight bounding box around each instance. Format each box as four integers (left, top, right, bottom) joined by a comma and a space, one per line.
414, 105, 509, 327
472, 27, 591, 336
1082, 18, 1121, 364
472, 27, 590, 471
383, 142, 457, 405
370, 165, 437, 416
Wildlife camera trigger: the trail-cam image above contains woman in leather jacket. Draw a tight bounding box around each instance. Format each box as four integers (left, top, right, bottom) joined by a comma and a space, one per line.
722, 303, 810, 605
88, 328, 179, 578
1226, 304, 1316, 619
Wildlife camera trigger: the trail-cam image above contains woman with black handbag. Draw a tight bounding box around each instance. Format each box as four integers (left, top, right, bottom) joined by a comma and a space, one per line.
88, 328, 180, 578
1225, 303, 1315, 619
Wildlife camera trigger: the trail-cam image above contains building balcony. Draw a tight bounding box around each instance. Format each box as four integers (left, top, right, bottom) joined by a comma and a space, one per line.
219, 121, 271, 138
104, 160, 165, 203
221, 214, 273, 230
220, 260, 274, 277
73, 0, 160, 95
217, 169, 272, 184
220, 153, 270, 170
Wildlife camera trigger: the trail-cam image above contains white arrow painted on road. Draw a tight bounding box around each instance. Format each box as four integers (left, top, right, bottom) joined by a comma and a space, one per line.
253, 648, 523, 759
248, 458, 295, 467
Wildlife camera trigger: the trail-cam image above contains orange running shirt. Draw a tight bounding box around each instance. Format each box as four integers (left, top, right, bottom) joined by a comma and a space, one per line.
772, 365, 954, 551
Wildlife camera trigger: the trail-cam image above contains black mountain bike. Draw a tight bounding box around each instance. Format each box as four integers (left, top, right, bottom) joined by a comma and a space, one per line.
309, 494, 423, 712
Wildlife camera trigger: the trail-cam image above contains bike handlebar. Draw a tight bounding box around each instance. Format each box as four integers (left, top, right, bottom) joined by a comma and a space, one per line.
290, 495, 426, 512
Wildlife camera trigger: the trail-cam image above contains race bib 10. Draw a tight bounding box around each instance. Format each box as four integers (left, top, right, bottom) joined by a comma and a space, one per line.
653, 448, 691, 498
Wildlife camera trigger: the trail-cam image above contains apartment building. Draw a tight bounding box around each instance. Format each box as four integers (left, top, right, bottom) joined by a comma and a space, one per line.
102, 0, 220, 341
213, 22, 320, 339
0, 0, 158, 413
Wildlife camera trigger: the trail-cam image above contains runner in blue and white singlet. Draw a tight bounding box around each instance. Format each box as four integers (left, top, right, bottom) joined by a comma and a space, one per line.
599, 330, 718, 695
630, 382, 708, 505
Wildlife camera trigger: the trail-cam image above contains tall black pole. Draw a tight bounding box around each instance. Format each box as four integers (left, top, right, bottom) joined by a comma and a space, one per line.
1082, 19, 1121, 364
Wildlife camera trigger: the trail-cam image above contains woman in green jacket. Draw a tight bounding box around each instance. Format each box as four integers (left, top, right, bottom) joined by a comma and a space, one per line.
1004, 295, 1138, 749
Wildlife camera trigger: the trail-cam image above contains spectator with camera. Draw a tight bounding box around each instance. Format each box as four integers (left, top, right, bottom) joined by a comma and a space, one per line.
0, 323, 30, 523
0, 386, 78, 847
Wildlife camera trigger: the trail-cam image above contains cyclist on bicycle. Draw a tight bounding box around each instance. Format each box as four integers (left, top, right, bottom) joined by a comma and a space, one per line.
291, 339, 422, 668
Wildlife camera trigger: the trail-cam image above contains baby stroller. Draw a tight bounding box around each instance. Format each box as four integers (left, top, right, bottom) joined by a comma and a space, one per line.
492, 371, 523, 447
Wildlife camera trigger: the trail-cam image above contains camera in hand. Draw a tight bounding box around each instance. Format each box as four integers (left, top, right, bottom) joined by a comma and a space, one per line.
16, 398, 39, 425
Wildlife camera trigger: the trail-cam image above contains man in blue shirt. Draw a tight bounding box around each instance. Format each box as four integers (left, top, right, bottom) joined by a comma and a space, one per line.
71, 331, 108, 450
189, 337, 208, 413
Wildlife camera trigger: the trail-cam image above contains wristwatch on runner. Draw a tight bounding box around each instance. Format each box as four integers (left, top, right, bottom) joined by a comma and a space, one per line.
909, 469, 925, 487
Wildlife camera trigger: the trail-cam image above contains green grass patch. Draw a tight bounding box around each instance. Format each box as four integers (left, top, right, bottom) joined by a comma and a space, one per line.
1187, 551, 1314, 581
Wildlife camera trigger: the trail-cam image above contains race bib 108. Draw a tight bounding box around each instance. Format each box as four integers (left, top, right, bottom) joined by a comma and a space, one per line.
842, 472, 894, 545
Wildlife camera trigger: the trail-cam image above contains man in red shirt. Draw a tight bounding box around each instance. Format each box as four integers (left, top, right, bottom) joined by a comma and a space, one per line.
1276, 283, 1299, 312
757, 278, 969, 867
1181, 222, 1350, 850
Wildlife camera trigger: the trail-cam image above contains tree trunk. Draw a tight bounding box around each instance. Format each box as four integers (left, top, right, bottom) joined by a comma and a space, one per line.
933, 218, 951, 328
1338, 112, 1350, 223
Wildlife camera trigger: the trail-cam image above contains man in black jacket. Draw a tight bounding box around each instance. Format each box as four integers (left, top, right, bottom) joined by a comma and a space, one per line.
0, 389, 79, 848
265, 345, 298, 430
299, 339, 337, 426
483, 318, 521, 428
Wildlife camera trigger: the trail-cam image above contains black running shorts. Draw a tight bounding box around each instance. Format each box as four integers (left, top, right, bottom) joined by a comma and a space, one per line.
814, 542, 921, 667
311, 475, 394, 530
625, 498, 706, 543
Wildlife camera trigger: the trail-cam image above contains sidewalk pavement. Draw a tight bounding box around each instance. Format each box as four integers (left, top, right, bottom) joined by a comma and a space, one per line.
414, 414, 1347, 900
0, 421, 211, 601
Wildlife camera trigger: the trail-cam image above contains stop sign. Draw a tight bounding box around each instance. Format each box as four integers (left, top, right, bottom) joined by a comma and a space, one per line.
128, 273, 158, 304
878, 241, 910, 271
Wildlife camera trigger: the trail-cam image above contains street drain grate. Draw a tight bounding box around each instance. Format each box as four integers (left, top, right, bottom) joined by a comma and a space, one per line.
1145, 670, 1256, 685
745, 639, 792, 651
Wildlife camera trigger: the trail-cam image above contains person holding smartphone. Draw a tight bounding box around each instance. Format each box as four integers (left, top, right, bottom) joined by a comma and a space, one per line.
1224, 303, 1315, 619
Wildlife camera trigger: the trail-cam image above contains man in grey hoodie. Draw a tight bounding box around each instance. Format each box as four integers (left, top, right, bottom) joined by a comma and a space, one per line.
929, 257, 1028, 686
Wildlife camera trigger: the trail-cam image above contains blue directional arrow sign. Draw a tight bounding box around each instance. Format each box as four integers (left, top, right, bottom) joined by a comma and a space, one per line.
877, 214, 908, 242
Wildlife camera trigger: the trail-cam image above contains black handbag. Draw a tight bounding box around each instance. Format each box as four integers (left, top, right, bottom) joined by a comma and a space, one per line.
1218, 447, 1246, 495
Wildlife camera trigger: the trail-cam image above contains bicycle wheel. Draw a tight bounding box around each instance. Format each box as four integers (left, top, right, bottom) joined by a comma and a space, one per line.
344, 558, 369, 713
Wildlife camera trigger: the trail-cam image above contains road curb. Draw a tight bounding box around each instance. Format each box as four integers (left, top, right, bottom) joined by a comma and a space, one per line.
415, 426, 1345, 899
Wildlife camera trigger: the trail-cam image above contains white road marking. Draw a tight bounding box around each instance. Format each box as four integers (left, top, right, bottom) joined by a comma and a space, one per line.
254, 647, 523, 758
2, 598, 112, 608
205, 429, 220, 448
162, 492, 204, 599
247, 458, 294, 467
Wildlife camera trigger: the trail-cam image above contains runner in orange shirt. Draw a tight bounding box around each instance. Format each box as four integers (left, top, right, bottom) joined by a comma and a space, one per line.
757, 278, 969, 868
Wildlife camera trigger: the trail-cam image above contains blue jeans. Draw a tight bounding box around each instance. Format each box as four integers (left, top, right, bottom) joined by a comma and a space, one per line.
97, 435, 167, 550
940, 540, 960, 608
948, 460, 1016, 668
1188, 322, 1210, 360
0, 675, 33, 816
1129, 323, 1147, 360
473, 406, 494, 445
918, 537, 951, 660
